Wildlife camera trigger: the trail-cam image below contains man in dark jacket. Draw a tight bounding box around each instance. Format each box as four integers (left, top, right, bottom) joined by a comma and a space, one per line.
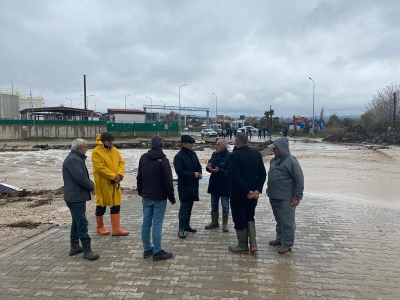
205, 138, 231, 232
62, 138, 99, 260
228, 133, 266, 254
173, 135, 202, 239
137, 135, 176, 261
266, 137, 304, 254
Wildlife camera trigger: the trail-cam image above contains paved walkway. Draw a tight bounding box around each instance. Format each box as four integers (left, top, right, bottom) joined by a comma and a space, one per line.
0, 184, 399, 300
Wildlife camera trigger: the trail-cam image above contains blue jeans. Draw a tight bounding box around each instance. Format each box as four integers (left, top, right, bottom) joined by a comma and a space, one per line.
66, 201, 90, 240
141, 198, 167, 254
211, 194, 230, 214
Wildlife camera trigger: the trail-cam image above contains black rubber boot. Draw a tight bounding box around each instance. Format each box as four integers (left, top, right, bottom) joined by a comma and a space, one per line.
69, 236, 83, 256
178, 219, 186, 239
184, 216, 197, 232
228, 229, 249, 254
80, 238, 100, 260
247, 221, 258, 253
205, 212, 219, 230
222, 213, 229, 232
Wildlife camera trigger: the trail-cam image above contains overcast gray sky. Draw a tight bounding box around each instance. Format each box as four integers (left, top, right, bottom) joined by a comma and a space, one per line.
1, 0, 399, 119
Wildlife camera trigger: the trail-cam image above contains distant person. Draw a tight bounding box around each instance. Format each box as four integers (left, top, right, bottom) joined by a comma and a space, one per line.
258, 128, 262, 139
174, 135, 202, 239
205, 138, 231, 232
247, 128, 252, 140
263, 128, 266, 139
228, 128, 233, 139
92, 132, 129, 236
62, 138, 99, 260
228, 133, 266, 254
282, 126, 288, 137
222, 129, 227, 138
266, 137, 304, 254
137, 135, 176, 261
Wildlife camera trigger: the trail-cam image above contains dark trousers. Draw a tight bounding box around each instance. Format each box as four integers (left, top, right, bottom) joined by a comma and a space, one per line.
178, 201, 194, 219
230, 198, 258, 230
66, 201, 90, 240
95, 205, 120, 216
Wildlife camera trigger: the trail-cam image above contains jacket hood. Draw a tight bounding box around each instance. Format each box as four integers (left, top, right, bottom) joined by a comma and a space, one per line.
147, 148, 166, 159
273, 137, 291, 159
96, 133, 104, 145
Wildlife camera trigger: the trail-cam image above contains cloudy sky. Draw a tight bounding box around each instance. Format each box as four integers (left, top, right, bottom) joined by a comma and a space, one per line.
1, 0, 399, 120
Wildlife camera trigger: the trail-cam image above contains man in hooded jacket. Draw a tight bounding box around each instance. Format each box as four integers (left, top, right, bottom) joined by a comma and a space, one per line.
92, 132, 129, 236
173, 134, 202, 239
137, 135, 176, 261
266, 137, 304, 254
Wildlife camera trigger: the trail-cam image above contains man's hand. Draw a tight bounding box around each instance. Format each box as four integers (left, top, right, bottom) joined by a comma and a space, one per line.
194, 172, 203, 179
169, 199, 176, 205
113, 174, 121, 183
291, 198, 300, 206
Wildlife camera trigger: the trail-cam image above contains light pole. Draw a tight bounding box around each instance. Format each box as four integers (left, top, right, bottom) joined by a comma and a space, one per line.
146, 96, 153, 121
309, 77, 315, 135
80, 94, 94, 109
160, 100, 166, 123
178, 83, 187, 135
65, 98, 72, 106
95, 100, 100, 111
10, 81, 13, 95
212, 93, 217, 120
125, 94, 130, 109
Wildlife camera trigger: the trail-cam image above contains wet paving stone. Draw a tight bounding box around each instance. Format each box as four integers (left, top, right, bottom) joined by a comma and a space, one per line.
0, 184, 399, 299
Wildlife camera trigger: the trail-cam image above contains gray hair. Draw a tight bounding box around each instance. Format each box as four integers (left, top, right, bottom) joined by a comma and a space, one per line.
235, 132, 248, 146
217, 138, 228, 148
151, 135, 164, 149
71, 138, 87, 150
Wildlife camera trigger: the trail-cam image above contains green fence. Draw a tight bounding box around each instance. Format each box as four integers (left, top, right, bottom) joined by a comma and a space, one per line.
107, 122, 178, 132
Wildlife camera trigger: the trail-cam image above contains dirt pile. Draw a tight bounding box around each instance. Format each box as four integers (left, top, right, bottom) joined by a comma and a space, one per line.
323, 125, 372, 143
367, 131, 400, 145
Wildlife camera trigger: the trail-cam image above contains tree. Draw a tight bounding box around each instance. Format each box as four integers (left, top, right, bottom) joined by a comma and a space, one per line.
326, 113, 340, 127
165, 111, 178, 123
319, 107, 325, 123
365, 82, 400, 132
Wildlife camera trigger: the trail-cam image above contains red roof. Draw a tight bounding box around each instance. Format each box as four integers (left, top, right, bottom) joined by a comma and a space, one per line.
107, 108, 146, 115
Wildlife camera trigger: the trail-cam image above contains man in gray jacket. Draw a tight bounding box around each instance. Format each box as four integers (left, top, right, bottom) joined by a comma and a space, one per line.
266, 137, 304, 254
62, 138, 99, 260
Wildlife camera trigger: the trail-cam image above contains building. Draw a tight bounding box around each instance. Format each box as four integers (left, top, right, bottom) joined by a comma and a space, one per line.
104, 108, 146, 123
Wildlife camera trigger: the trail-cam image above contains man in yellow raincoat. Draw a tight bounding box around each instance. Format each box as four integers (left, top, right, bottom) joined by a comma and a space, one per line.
92, 132, 129, 236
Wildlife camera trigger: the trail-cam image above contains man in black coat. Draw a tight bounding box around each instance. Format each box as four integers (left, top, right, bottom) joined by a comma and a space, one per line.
228, 133, 267, 254
205, 138, 231, 232
62, 138, 99, 260
173, 135, 202, 239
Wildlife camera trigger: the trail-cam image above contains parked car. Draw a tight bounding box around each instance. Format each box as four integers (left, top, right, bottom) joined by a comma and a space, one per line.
237, 126, 259, 133
201, 128, 218, 137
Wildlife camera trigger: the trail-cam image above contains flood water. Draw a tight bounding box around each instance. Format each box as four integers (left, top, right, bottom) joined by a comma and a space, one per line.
1, 139, 399, 207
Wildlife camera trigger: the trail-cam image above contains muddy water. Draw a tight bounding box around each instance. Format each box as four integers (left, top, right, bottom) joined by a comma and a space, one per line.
1, 139, 399, 207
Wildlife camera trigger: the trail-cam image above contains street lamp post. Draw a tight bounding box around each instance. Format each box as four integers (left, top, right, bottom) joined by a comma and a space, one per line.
10, 81, 13, 95
125, 94, 130, 109
146, 96, 153, 122
178, 83, 187, 135
160, 100, 166, 123
309, 77, 315, 135
212, 93, 218, 120
80, 94, 94, 109
65, 98, 72, 107
95, 100, 100, 111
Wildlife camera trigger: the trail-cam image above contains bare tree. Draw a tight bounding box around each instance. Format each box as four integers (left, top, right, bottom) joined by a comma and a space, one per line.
365, 82, 400, 132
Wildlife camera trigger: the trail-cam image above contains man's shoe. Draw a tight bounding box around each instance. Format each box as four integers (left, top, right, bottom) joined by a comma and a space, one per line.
143, 247, 153, 258
269, 240, 282, 246
278, 246, 291, 254
153, 250, 173, 261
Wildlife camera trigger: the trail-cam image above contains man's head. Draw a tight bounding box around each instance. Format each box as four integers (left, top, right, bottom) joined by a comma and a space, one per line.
234, 132, 248, 148
71, 138, 88, 155
151, 135, 164, 149
100, 132, 114, 149
268, 142, 281, 157
215, 138, 228, 153
181, 134, 195, 150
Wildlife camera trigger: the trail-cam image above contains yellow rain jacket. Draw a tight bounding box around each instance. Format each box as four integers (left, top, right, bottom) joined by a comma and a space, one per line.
92, 134, 125, 207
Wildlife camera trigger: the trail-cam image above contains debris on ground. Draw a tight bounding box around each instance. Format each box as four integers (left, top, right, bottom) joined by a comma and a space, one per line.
6, 221, 42, 228
323, 125, 371, 143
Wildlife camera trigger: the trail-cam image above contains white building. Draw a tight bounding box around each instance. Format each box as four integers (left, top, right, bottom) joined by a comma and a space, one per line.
106, 108, 146, 123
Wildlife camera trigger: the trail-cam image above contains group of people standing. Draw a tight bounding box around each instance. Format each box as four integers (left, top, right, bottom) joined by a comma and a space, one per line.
62, 131, 304, 262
